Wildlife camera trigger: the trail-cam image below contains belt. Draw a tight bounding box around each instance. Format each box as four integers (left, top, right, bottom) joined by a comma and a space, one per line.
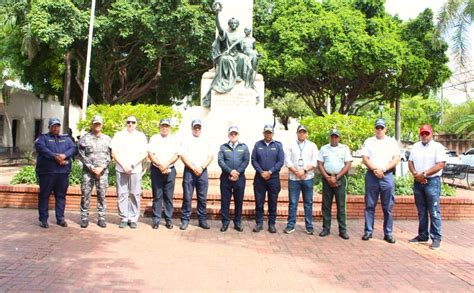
426, 176, 440, 180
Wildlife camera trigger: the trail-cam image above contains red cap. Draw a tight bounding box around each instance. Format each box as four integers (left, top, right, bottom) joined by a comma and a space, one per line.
419, 124, 433, 135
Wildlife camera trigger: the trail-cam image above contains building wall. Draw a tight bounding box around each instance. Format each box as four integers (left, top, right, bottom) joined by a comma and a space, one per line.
1, 89, 81, 152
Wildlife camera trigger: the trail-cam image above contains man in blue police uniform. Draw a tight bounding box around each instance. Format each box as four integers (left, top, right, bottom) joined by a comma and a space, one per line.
317, 129, 353, 239
251, 124, 284, 233
35, 118, 76, 228
408, 124, 447, 250
218, 126, 250, 232
361, 119, 400, 243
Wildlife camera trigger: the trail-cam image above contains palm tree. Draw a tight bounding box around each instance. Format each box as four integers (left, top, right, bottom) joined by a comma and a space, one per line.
437, 0, 474, 68
453, 113, 474, 137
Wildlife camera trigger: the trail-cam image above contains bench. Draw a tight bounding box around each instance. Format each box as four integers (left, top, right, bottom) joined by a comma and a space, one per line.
442, 163, 471, 189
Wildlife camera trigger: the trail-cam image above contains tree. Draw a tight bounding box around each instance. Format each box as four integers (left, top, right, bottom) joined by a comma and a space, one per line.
439, 100, 474, 136
267, 92, 311, 130
254, 0, 451, 116
437, 0, 473, 68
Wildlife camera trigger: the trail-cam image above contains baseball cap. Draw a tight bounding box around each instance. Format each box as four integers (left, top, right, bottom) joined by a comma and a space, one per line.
191, 119, 202, 127
329, 129, 340, 137
160, 118, 171, 126
297, 125, 307, 132
228, 126, 239, 134
91, 115, 103, 124
419, 124, 433, 135
48, 118, 61, 127
263, 124, 274, 133
374, 119, 386, 128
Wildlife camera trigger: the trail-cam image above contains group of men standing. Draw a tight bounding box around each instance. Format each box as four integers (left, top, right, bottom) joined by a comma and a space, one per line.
34, 115, 447, 249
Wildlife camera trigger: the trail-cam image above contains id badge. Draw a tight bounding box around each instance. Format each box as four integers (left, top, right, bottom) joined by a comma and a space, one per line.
297, 158, 304, 167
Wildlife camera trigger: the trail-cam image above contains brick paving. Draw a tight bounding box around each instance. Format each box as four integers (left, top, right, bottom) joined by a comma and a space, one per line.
0, 208, 473, 292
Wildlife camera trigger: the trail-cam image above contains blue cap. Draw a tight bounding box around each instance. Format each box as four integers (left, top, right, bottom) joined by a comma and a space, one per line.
263, 124, 274, 133
375, 119, 386, 128
191, 119, 202, 127
160, 118, 171, 126
48, 118, 61, 127
228, 126, 239, 134
329, 129, 340, 136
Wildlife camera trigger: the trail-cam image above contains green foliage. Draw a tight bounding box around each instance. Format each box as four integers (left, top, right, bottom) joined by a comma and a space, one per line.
301, 113, 373, 151
10, 166, 37, 185
255, 0, 451, 116
439, 101, 474, 136
267, 92, 312, 130
315, 165, 456, 196
76, 104, 181, 139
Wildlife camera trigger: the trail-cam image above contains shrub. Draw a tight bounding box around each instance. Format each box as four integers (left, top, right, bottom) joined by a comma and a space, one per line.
76, 103, 181, 138
301, 113, 373, 151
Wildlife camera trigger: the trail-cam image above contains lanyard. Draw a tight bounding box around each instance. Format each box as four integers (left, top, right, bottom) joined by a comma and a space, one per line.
297, 140, 306, 158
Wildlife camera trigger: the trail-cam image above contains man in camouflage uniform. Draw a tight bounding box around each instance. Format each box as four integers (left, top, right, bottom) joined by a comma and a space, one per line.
78, 115, 112, 228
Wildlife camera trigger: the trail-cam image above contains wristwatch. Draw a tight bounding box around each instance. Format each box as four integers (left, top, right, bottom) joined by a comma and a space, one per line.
422, 172, 427, 177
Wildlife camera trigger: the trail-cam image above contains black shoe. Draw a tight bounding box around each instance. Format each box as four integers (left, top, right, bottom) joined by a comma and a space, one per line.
268, 225, 277, 234
234, 224, 244, 232
384, 235, 396, 244
97, 220, 107, 228
284, 226, 295, 234
339, 231, 350, 240
165, 221, 173, 229
305, 227, 314, 235
39, 221, 49, 229
220, 223, 229, 232
362, 233, 372, 241
119, 221, 128, 228
319, 229, 330, 237
129, 222, 137, 229
198, 221, 210, 229
80, 219, 89, 228
430, 239, 441, 250
180, 221, 189, 230
152, 223, 159, 229
409, 236, 429, 243
253, 223, 263, 232
57, 220, 68, 227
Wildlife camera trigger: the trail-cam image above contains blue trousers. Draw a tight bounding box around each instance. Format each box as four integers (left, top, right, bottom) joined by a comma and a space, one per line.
181, 168, 208, 223
220, 174, 245, 225
151, 165, 176, 224
413, 177, 442, 241
254, 175, 281, 225
38, 173, 69, 222
364, 171, 395, 236
287, 179, 314, 230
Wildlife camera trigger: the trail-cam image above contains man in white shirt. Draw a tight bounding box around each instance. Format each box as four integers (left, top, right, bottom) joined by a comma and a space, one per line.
148, 118, 179, 230
361, 119, 400, 243
408, 124, 447, 250
179, 119, 213, 230
283, 125, 318, 235
110, 116, 148, 229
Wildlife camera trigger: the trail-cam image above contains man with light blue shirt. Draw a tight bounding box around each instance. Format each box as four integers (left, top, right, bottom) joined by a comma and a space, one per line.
408, 124, 447, 250
284, 125, 318, 235
317, 129, 353, 239
361, 119, 400, 243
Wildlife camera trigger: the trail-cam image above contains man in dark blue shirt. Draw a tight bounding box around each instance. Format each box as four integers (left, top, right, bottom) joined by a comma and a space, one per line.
34, 118, 76, 228
217, 126, 250, 232
251, 124, 284, 233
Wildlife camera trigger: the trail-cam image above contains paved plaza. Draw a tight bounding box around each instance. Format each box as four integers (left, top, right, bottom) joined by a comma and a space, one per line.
0, 208, 473, 292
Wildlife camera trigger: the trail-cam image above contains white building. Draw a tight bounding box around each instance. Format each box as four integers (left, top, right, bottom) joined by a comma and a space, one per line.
0, 86, 82, 152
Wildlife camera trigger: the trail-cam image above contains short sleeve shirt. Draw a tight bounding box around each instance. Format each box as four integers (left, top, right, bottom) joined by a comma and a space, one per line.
110, 129, 148, 173
179, 135, 213, 167
409, 140, 447, 177
148, 134, 179, 167
361, 136, 400, 169
317, 143, 353, 174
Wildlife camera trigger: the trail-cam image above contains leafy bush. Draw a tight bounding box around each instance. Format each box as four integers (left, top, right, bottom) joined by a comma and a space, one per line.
301, 113, 373, 151
314, 165, 456, 196
10, 166, 38, 185
76, 103, 181, 138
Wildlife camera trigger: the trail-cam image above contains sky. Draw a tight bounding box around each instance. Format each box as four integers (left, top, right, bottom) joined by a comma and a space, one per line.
385, 0, 473, 104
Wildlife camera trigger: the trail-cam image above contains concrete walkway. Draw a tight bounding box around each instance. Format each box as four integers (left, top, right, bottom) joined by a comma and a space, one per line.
0, 208, 472, 292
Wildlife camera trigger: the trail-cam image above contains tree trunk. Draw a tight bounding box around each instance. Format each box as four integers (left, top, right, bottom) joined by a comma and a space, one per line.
282, 116, 289, 130
63, 51, 72, 134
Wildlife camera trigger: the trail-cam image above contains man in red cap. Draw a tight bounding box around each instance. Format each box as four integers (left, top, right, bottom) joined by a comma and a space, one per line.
408, 124, 447, 250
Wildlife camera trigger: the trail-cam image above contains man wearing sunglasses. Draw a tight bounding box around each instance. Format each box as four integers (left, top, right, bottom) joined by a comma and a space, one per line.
408, 125, 447, 250
110, 116, 148, 229
361, 119, 400, 243
218, 126, 250, 232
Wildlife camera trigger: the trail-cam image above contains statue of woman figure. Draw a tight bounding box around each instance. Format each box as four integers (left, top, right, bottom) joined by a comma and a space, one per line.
242, 28, 260, 72
209, 4, 255, 94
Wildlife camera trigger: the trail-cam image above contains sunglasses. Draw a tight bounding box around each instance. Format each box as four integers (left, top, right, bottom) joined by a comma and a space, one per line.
420, 132, 431, 136
126, 121, 136, 124
375, 126, 385, 130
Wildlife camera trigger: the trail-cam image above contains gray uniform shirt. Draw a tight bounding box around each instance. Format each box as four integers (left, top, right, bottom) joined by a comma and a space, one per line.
78, 132, 112, 172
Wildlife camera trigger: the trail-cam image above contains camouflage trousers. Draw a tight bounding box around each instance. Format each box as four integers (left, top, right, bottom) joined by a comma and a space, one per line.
80, 171, 108, 221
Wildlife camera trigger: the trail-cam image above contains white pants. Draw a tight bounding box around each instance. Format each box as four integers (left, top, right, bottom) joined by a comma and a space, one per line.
116, 171, 142, 222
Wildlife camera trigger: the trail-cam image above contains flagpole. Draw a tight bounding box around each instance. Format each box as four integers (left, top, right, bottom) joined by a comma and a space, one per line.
81, 0, 96, 123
